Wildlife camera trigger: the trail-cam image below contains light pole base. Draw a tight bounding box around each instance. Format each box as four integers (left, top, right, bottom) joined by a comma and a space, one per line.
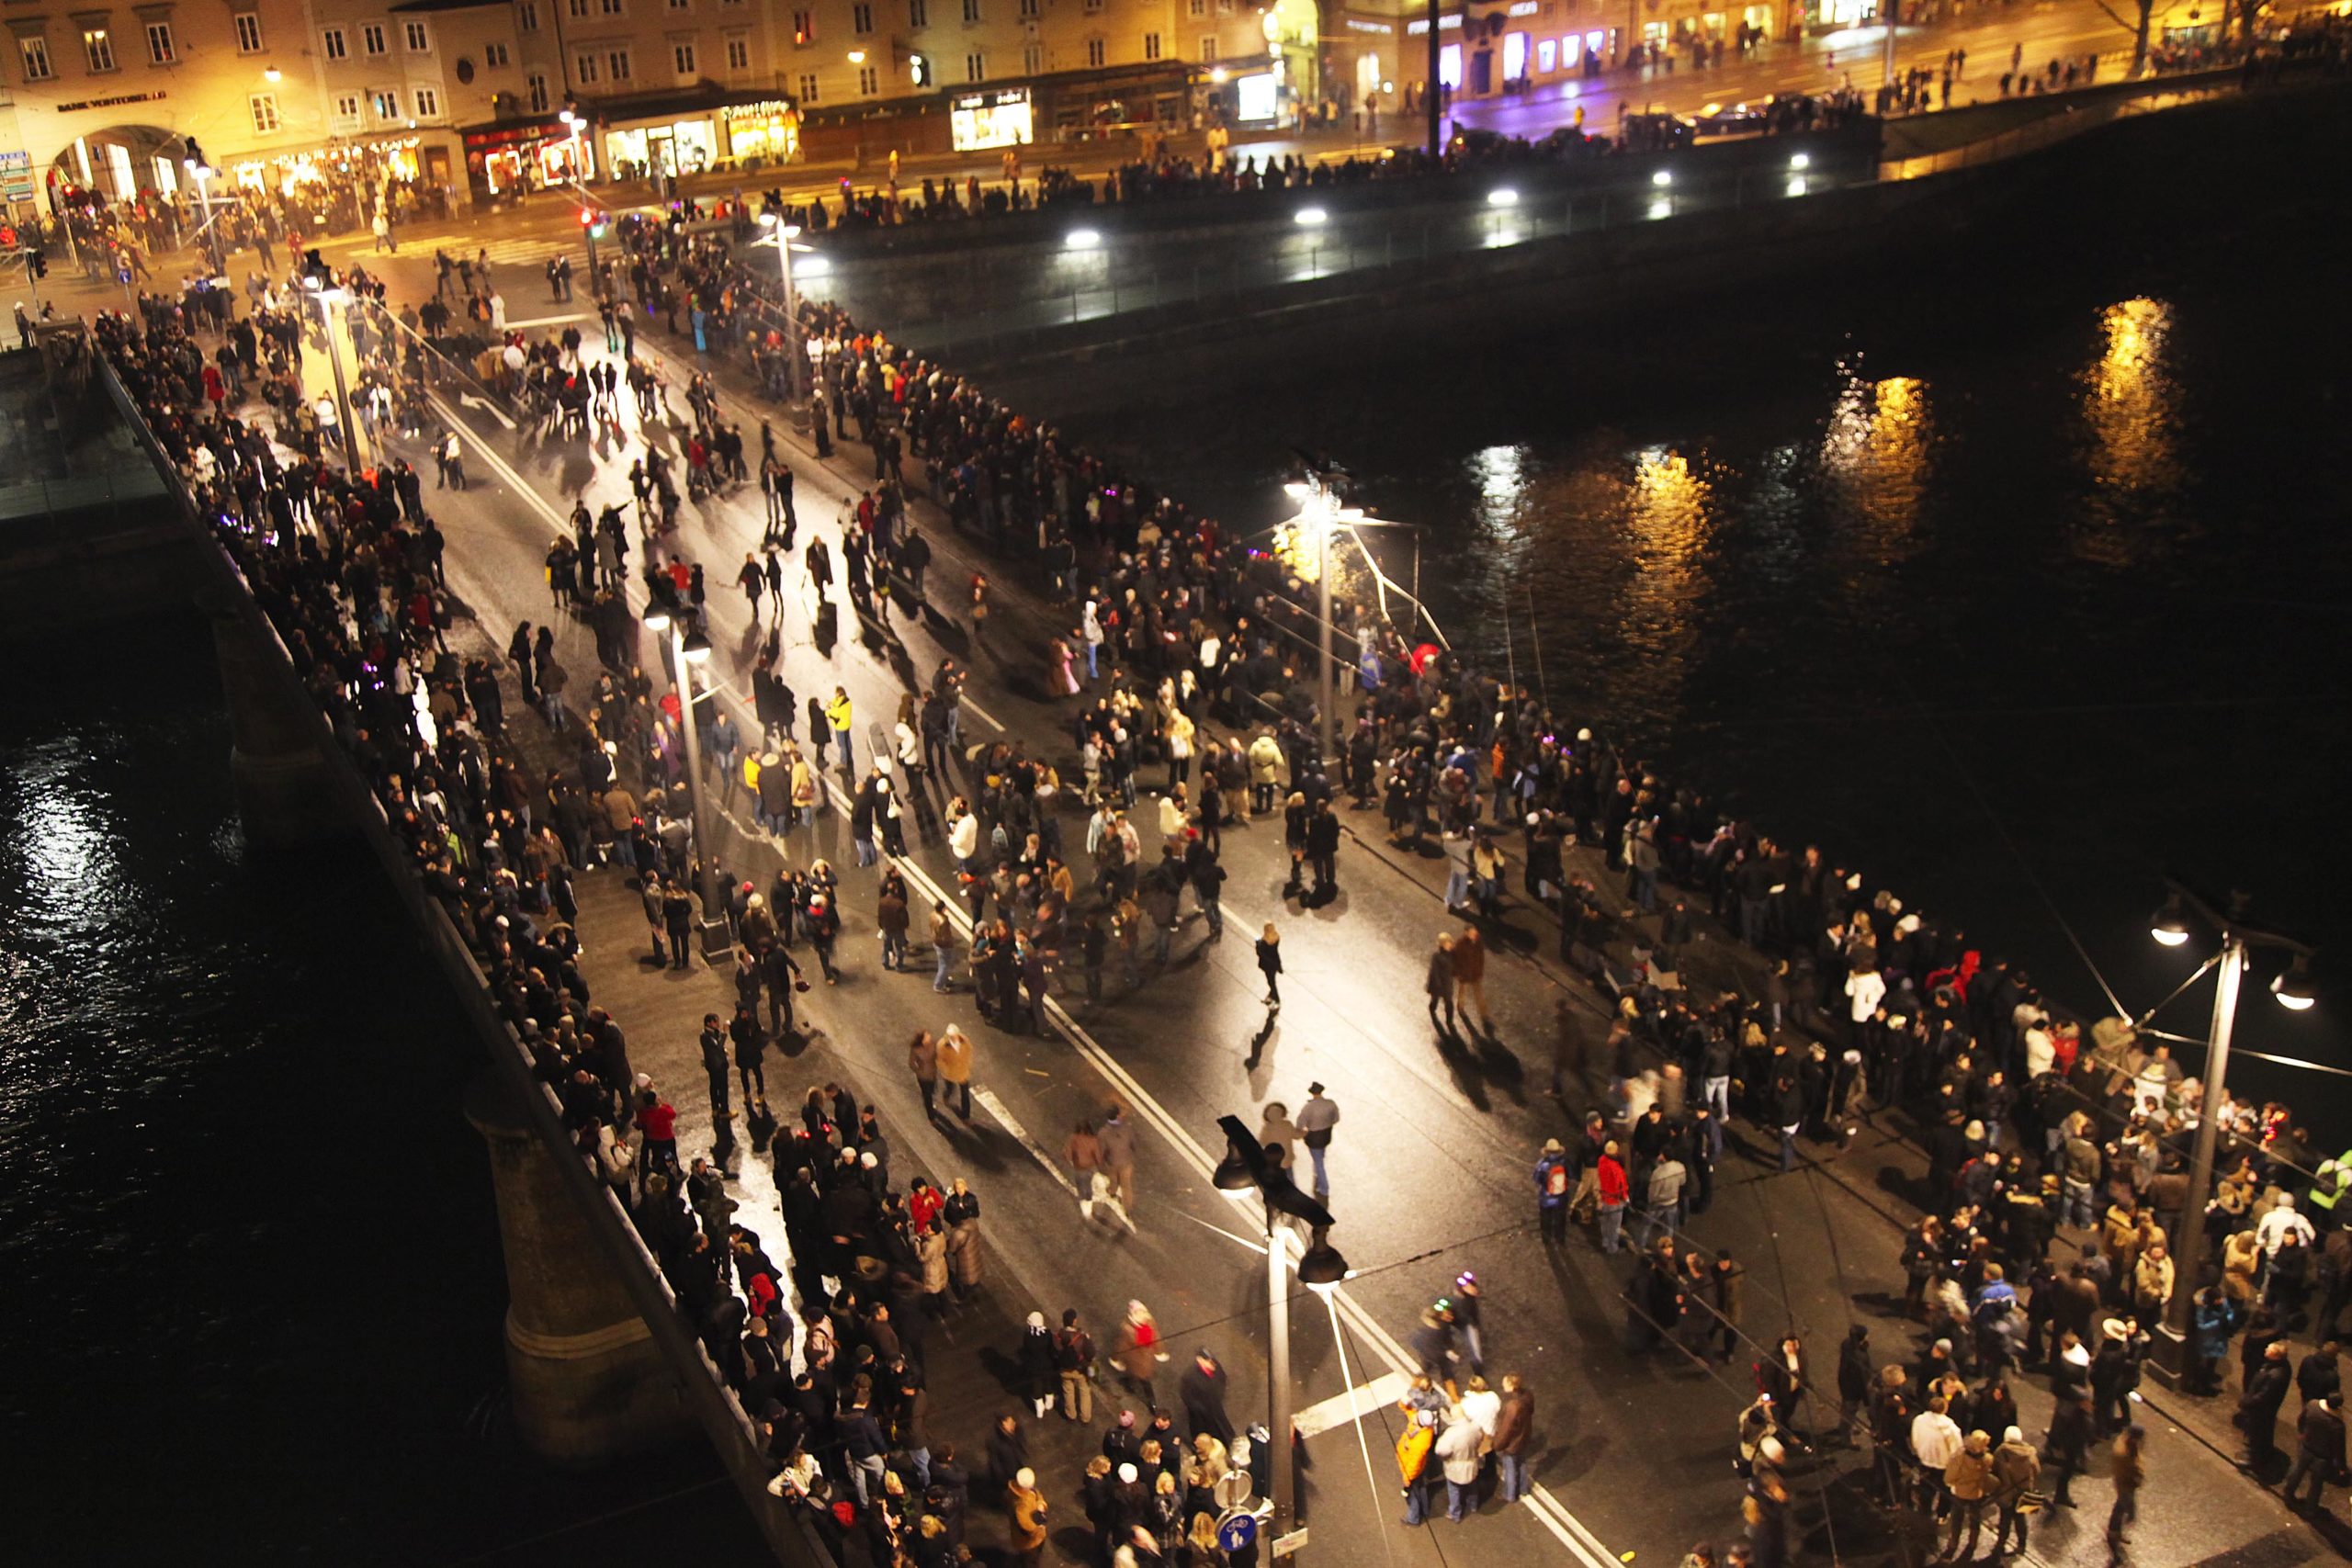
695, 916, 734, 963
2143, 1323, 2194, 1389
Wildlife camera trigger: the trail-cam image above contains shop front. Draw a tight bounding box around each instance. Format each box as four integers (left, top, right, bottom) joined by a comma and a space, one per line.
228, 132, 450, 201
460, 117, 584, 203
950, 87, 1035, 152
602, 118, 717, 183
718, 99, 801, 165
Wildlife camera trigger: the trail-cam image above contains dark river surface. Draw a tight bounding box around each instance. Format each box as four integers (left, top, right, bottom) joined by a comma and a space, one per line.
1062, 205, 2351, 1111
0, 617, 763, 1562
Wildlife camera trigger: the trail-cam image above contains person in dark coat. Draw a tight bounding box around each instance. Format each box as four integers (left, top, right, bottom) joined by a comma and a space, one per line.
984, 1413, 1029, 1505
2241, 1339, 2293, 1473
1179, 1348, 1235, 1442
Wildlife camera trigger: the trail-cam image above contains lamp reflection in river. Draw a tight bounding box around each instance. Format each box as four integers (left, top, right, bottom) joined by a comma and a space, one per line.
1616, 446, 1713, 682
1820, 369, 1932, 566
2075, 296, 2184, 567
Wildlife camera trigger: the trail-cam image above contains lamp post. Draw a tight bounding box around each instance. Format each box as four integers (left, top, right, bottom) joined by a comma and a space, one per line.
1215, 1115, 1348, 1562
757, 211, 807, 401
644, 603, 736, 962
1285, 461, 1368, 776
2144, 884, 2317, 1382
300, 273, 365, 469
183, 157, 222, 274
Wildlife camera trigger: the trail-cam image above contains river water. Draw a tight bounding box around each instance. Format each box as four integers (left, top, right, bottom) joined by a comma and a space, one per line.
0, 615, 763, 1562
1068, 207, 2350, 1108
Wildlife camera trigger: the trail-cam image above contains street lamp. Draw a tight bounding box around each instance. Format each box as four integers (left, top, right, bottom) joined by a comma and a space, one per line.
299, 267, 366, 470
756, 210, 808, 401
644, 603, 735, 961
1283, 459, 1361, 775
1215, 1114, 1346, 1562
2143, 881, 2318, 1381
183, 155, 221, 273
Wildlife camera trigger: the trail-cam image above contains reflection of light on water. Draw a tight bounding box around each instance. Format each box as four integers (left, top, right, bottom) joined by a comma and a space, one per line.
2076, 296, 2183, 566
1618, 446, 1714, 672
1820, 370, 1932, 559
1630, 447, 1709, 563
17, 761, 117, 919
1469, 444, 1528, 542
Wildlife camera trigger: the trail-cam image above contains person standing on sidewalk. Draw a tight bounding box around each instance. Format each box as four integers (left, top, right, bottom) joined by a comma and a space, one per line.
1056, 1309, 1097, 1424
1295, 1084, 1339, 1201
930, 899, 959, 993
1987, 1425, 2041, 1557
1535, 1138, 1573, 1244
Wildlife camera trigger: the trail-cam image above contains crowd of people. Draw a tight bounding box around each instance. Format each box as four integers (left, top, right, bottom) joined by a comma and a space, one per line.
62, 43, 2352, 1558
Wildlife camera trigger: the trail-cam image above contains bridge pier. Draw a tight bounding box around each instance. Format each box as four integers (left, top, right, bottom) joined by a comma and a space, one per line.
199, 589, 348, 847
464, 1074, 689, 1465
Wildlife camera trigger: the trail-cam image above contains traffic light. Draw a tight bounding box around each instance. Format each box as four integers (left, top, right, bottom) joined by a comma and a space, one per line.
578, 205, 607, 239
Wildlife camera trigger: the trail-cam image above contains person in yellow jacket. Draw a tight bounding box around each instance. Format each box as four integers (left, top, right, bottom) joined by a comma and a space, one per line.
1007, 1466, 1048, 1568
1397, 1408, 1439, 1527
824, 686, 854, 772
1940, 1427, 1997, 1561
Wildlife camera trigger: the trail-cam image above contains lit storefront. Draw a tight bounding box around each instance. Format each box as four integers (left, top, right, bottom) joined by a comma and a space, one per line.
230, 134, 430, 197
718, 99, 800, 164
460, 117, 578, 202
950, 88, 1035, 152
603, 118, 717, 181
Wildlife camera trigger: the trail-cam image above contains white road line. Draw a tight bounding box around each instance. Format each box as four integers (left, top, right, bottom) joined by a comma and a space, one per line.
1292, 1371, 1409, 1439
961, 695, 1008, 732
505, 312, 597, 329
971, 1084, 1080, 1199
430, 389, 1618, 1568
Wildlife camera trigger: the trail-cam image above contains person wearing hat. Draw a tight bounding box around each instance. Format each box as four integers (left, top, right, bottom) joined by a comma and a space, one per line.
1988, 1424, 2042, 1554
1939, 1428, 1996, 1561
1007, 1465, 1048, 1568
1535, 1137, 1573, 1244
1295, 1082, 1340, 1201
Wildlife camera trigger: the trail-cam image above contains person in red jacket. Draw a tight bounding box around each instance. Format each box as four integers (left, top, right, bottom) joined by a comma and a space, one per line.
637, 1081, 678, 1176
1597, 1140, 1631, 1254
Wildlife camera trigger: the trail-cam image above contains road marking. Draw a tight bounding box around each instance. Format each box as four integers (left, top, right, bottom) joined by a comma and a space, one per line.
426, 385, 1617, 1568
971, 1084, 1080, 1199
962, 695, 1008, 732
506, 311, 596, 329
1293, 1371, 1409, 1439
458, 390, 516, 430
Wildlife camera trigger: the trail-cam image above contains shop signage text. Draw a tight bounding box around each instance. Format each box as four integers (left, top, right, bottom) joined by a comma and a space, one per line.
51, 89, 169, 114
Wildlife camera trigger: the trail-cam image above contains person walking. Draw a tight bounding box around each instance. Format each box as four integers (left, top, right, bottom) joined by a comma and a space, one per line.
1179, 1349, 1234, 1443
2281, 1391, 2346, 1512
1255, 924, 1283, 1010
2106, 1426, 2145, 1558
1115, 1300, 1167, 1411
1099, 1103, 1137, 1214
936, 1023, 975, 1122
1453, 925, 1493, 1036
1295, 1083, 1339, 1201
910, 1028, 942, 1123
1426, 932, 1458, 1035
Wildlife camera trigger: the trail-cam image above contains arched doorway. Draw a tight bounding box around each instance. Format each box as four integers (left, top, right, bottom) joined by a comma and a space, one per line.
48, 122, 190, 203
